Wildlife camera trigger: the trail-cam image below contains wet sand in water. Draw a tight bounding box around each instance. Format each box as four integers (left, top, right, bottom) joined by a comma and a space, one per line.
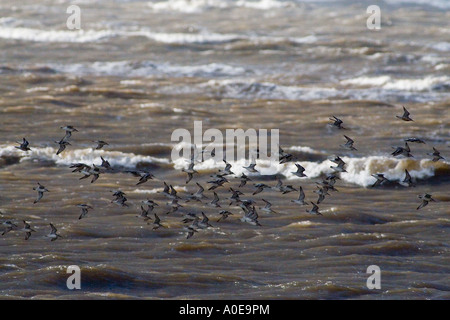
0, 0, 449, 299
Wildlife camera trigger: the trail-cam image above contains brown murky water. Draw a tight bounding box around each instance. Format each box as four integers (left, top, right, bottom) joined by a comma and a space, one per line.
0, 0, 449, 299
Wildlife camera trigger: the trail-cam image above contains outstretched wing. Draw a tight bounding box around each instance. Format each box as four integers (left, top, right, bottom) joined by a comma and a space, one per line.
402, 106, 410, 117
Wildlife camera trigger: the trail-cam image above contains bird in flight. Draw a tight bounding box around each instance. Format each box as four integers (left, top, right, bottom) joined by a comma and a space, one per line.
396, 106, 413, 121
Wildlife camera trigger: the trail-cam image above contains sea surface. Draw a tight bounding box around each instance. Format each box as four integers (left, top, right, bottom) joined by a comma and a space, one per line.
0, 0, 449, 299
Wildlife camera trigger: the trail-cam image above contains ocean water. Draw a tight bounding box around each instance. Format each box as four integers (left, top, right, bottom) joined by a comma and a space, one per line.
0, 0, 449, 299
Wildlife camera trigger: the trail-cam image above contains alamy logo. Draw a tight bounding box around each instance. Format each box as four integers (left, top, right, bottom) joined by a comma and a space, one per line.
366, 5, 381, 30
66, 5, 81, 30
66, 265, 81, 290
171, 121, 279, 173
366, 265, 381, 289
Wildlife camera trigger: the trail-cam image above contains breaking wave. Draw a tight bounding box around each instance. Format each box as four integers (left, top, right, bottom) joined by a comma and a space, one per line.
159, 78, 450, 102
147, 0, 296, 13
1, 145, 448, 188
0, 21, 317, 46
172, 154, 449, 187
0, 145, 170, 168
340, 75, 450, 92
51, 60, 248, 78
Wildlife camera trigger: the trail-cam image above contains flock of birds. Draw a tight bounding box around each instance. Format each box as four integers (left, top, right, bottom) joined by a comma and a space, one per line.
1, 106, 446, 241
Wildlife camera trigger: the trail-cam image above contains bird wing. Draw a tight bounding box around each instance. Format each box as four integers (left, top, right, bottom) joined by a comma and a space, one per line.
344, 135, 354, 144
50, 223, 57, 233
403, 106, 410, 117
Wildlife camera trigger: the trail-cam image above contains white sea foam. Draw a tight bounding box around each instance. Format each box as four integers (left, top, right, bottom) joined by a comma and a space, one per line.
0, 25, 242, 44
383, 0, 450, 9
0, 145, 169, 168
0, 27, 118, 43
52, 60, 248, 78
157, 78, 449, 102
1, 145, 446, 188
147, 0, 294, 12
201, 79, 340, 100
236, 0, 294, 9
0, 23, 319, 47
131, 186, 188, 194
340, 76, 391, 87
341, 75, 450, 91
172, 154, 446, 187
287, 146, 323, 154
429, 42, 450, 52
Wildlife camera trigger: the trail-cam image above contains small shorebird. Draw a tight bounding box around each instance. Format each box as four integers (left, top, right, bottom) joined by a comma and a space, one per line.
279, 145, 297, 164
207, 176, 228, 190
417, 193, 436, 210
2, 221, 18, 236
272, 179, 284, 192
186, 183, 208, 202
329, 115, 346, 129
112, 195, 128, 207
169, 185, 181, 200
158, 183, 179, 200
160, 182, 171, 198
253, 183, 270, 195
184, 226, 198, 239
137, 206, 152, 222
137, 171, 155, 186
391, 142, 413, 158
111, 190, 126, 198
329, 156, 347, 173
402, 169, 415, 187
281, 184, 297, 194
240, 206, 261, 226
165, 199, 182, 214
371, 173, 389, 188
93, 140, 109, 150
33, 182, 49, 204
306, 202, 322, 216
15, 138, 31, 151
198, 212, 213, 229
77, 204, 93, 220
20, 220, 36, 240
70, 163, 90, 173
126, 170, 154, 186
181, 213, 198, 224
291, 186, 307, 206
239, 199, 256, 212
142, 200, 158, 211
217, 210, 233, 222
46, 223, 62, 241
427, 147, 444, 162
60, 125, 78, 140
243, 157, 258, 173
79, 165, 101, 183
314, 186, 329, 204
316, 178, 338, 193
261, 199, 277, 214
228, 188, 243, 205
279, 152, 296, 164
291, 163, 307, 178
100, 156, 112, 170
405, 137, 425, 144
396, 106, 413, 121
151, 213, 165, 230
208, 192, 221, 208
340, 135, 357, 151
218, 160, 234, 176
182, 162, 198, 184
55, 139, 71, 155
239, 173, 251, 187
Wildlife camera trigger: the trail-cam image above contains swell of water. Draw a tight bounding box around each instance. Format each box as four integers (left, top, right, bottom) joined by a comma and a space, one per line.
0, 0, 449, 300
